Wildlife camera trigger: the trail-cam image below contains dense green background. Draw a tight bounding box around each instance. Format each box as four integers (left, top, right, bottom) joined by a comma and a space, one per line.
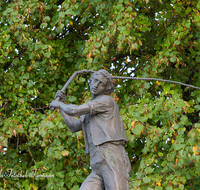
0, 0, 200, 189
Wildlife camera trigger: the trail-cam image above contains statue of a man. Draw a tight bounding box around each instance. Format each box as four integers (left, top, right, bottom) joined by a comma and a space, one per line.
50, 69, 131, 190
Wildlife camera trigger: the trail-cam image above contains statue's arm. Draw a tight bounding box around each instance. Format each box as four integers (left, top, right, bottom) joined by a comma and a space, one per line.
49, 100, 90, 132
50, 100, 90, 116
59, 109, 82, 133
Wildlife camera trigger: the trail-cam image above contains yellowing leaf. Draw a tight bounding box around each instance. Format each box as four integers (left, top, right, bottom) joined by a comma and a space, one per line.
131, 121, 135, 128
30, 183, 38, 190
13, 130, 16, 137
172, 139, 174, 143
27, 66, 31, 72
157, 179, 162, 186
193, 146, 200, 155
69, 21, 73, 26
114, 93, 119, 101
156, 81, 160, 85
86, 52, 91, 59
183, 107, 187, 113
62, 150, 69, 156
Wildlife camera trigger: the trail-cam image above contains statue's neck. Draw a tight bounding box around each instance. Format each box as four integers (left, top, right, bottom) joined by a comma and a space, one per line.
92, 94, 104, 100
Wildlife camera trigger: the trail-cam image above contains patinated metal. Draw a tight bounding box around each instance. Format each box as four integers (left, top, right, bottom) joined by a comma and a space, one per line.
50, 69, 131, 190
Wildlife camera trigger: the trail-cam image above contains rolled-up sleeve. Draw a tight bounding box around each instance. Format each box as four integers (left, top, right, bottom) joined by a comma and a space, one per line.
87, 96, 114, 115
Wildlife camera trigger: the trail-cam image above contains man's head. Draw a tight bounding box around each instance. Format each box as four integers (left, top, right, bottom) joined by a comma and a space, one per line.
89, 69, 114, 96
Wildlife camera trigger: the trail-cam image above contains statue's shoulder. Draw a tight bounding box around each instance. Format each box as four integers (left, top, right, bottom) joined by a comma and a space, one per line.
95, 95, 115, 106
96, 94, 114, 101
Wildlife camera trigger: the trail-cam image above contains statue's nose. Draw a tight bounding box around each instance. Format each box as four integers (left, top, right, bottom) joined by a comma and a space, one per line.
94, 81, 99, 88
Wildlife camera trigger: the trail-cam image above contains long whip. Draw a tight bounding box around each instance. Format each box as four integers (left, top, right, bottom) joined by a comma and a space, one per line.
50, 70, 200, 111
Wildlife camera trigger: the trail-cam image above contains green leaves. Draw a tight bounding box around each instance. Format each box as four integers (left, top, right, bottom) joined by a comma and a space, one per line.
132, 43, 138, 50
143, 176, 151, 183
95, 42, 101, 48
39, 128, 47, 138
43, 16, 51, 22
103, 37, 109, 44
1, 0, 200, 189
5, 34, 10, 41
174, 40, 180, 45
40, 23, 47, 28
56, 171, 65, 178
68, 96, 77, 102
144, 167, 154, 174
131, 124, 144, 136
44, 51, 51, 58
59, 12, 65, 18
170, 56, 176, 62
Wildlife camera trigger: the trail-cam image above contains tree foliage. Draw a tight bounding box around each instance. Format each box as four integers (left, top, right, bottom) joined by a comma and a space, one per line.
0, 0, 200, 189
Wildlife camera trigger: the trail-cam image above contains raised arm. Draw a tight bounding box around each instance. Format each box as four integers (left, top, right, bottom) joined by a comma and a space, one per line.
59, 109, 82, 133
49, 98, 90, 133
50, 100, 90, 116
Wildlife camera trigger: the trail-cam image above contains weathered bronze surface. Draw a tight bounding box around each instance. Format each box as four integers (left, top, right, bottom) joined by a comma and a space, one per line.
50, 69, 131, 190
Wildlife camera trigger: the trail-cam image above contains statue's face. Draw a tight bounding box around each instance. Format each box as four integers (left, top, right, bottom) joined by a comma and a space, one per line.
89, 73, 107, 96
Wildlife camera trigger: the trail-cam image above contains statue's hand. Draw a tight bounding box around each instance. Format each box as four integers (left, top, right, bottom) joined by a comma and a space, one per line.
49, 100, 60, 109
55, 90, 66, 102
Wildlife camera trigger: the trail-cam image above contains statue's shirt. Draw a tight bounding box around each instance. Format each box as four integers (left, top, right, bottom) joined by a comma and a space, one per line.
85, 114, 95, 151
81, 95, 127, 154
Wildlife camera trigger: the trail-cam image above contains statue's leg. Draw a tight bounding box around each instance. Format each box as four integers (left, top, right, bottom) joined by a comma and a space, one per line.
79, 170, 104, 190
98, 143, 131, 190
80, 145, 106, 190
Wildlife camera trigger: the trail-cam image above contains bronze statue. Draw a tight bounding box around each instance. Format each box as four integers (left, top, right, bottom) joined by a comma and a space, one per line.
50, 69, 131, 190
